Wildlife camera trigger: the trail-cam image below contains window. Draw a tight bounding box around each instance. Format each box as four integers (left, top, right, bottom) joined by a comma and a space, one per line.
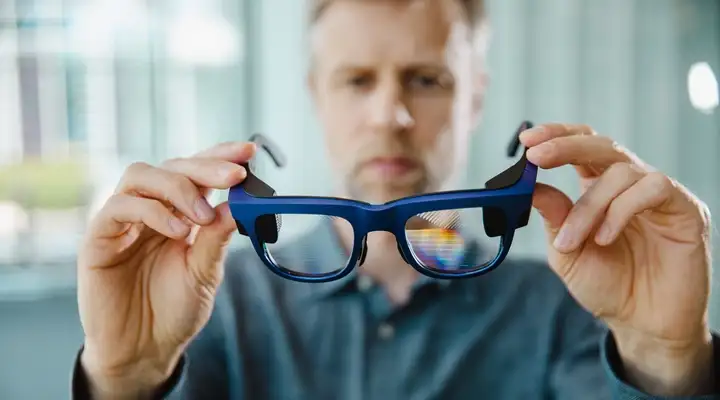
0, 0, 248, 298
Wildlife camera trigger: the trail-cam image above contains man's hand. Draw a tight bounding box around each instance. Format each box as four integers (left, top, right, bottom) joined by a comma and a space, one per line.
77, 141, 256, 399
520, 124, 715, 396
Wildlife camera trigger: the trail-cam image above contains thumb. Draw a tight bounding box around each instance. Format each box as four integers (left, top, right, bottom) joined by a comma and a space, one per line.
531, 182, 573, 245
186, 201, 237, 290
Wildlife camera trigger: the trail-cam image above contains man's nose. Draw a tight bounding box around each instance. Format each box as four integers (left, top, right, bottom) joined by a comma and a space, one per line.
368, 82, 415, 132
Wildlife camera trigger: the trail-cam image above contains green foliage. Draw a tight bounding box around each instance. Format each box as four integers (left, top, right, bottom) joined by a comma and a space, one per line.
0, 160, 90, 209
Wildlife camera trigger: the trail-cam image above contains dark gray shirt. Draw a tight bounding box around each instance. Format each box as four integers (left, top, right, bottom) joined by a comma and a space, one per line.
72, 221, 720, 399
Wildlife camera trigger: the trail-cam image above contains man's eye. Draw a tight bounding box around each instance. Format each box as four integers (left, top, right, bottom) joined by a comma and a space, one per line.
409, 75, 441, 89
347, 75, 372, 87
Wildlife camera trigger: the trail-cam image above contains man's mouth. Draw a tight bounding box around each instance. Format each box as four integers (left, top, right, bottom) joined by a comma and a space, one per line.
364, 157, 419, 177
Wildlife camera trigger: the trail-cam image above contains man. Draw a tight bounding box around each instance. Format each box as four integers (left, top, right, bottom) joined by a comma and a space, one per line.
72, 0, 719, 399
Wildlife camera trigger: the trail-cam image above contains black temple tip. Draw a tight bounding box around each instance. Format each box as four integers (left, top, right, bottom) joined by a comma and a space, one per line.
249, 133, 287, 168
507, 120, 534, 158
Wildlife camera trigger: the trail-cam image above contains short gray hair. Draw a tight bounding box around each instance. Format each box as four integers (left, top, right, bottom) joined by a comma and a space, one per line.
308, 0, 490, 62
309, 0, 486, 29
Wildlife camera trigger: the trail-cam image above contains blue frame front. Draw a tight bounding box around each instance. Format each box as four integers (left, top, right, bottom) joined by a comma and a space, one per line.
228, 161, 537, 283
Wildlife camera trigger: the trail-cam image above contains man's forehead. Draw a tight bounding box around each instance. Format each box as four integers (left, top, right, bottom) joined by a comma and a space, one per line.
311, 0, 469, 70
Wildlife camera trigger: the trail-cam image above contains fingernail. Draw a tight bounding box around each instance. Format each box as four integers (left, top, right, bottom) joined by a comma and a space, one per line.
220, 165, 244, 180
169, 217, 189, 234
528, 142, 553, 159
595, 223, 612, 245
519, 126, 544, 140
195, 198, 215, 222
240, 142, 257, 157
553, 226, 573, 251
526, 145, 545, 160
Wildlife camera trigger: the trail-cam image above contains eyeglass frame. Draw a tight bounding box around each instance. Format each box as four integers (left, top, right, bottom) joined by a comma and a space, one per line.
228, 121, 538, 283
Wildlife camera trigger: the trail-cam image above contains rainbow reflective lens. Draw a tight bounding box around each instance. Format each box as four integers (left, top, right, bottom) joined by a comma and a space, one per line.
228, 121, 538, 283
405, 228, 466, 271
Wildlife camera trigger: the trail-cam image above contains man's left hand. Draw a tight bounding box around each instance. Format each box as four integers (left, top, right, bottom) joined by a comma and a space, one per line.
520, 123, 715, 396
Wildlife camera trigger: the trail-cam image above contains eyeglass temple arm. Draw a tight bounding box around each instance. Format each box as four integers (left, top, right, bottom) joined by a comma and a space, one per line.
241, 133, 287, 197
484, 121, 534, 190
248, 133, 287, 169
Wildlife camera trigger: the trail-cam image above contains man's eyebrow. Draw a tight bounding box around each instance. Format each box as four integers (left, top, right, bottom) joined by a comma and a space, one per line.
405, 63, 451, 72
330, 62, 450, 74
331, 65, 370, 73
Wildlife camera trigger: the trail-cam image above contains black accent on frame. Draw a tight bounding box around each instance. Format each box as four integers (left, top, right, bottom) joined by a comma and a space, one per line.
484, 120, 533, 190
483, 121, 534, 237
237, 133, 286, 242
358, 236, 368, 266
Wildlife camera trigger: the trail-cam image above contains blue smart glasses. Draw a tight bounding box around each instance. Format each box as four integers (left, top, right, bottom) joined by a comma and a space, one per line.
228, 121, 538, 282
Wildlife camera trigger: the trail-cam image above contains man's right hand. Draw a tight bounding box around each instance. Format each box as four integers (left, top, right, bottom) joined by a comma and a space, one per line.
76, 141, 256, 399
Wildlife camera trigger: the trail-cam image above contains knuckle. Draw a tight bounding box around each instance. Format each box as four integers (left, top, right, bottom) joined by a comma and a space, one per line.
697, 200, 712, 226
577, 124, 596, 136
118, 162, 152, 190
606, 162, 642, 181
606, 161, 631, 175
610, 140, 632, 157
574, 191, 598, 210
159, 157, 185, 169
646, 171, 673, 195
146, 197, 169, 214
191, 263, 223, 294
599, 135, 617, 149
104, 193, 129, 210
166, 174, 200, 201
124, 161, 151, 177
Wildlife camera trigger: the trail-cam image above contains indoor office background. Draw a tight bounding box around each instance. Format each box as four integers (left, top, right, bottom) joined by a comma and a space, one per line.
0, 0, 718, 398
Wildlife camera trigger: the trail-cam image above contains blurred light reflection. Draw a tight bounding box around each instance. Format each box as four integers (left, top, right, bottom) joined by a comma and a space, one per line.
167, 12, 241, 66
688, 62, 719, 114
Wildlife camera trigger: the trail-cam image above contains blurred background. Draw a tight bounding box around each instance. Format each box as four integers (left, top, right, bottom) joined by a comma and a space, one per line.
0, 0, 718, 398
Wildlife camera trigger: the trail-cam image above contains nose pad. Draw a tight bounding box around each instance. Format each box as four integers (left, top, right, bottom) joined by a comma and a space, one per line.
483, 207, 530, 238
358, 237, 368, 266
255, 214, 282, 244
396, 241, 411, 265
516, 209, 531, 229
235, 220, 248, 236
482, 207, 506, 238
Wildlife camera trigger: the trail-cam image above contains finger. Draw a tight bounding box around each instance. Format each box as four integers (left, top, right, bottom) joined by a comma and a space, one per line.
187, 141, 256, 197
525, 135, 648, 179
594, 172, 689, 246
531, 182, 574, 236
160, 157, 247, 191
520, 124, 600, 178
193, 141, 257, 161
116, 162, 216, 226
553, 162, 645, 253
186, 202, 237, 292
90, 194, 192, 240
519, 123, 596, 147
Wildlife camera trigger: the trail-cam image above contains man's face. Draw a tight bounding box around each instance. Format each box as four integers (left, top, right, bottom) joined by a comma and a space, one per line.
309, 0, 482, 204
